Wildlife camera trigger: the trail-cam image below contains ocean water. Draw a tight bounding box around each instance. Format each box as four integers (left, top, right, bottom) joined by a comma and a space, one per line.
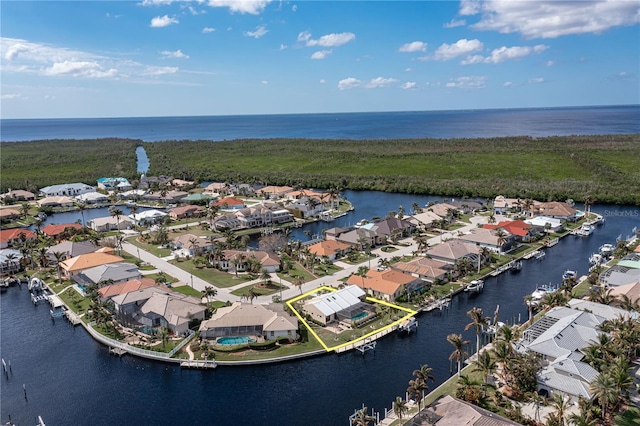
1, 105, 638, 142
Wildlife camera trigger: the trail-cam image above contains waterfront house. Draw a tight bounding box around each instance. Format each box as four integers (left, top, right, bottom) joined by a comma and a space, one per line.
424, 240, 480, 265
212, 214, 242, 230
129, 209, 167, 226
218, 250, 281, 273
180, 193, 213, 204
37, 196, 75, 208
171, 234, 215, 257
448, 200, 485, 213
142, 190, 189, 204
138, 174, 172, 190
392, 257, 452, 283
60, 252, 124, 279
426, 202, 459, 220
0, 249, 23, 276
285, 197, 325, 219
0, 228, 37, 249
0, 208, 21, 222
117, 189, 146, 200
609, 281, 640, 304
346, 268, 424, 302
98, 277, 159, 300
308, 240, 351, 261
203, 182, 231, 196
483, 220, 537, 243
335, 226, 380, 249
457, 227, 515, 254
75, 192, 109, 204
39, 182, 95, 198
524, 216, 564, 233
0, 189, 36, 201
41, 223, 82, 239
599, 264, 640, 287
235, 205, 292, 227
421, 395, 521, 426
46, 240, 99, 262
369, 217, 415, 241
323, 227, 351, 241
168, 205, 204, 220
256, 185, 293, 199
89, 216, 133, 232
534, 201, 578, 222
96, 177, 132, 192
302, 285, 369, 326
73, 262, 141, 287
493, 195, 522, 215
407, 211, 442, 229
111, 287, 205, 335
171, 178, 195, 188
212, 197, 245, 210
199, 303, 298, 341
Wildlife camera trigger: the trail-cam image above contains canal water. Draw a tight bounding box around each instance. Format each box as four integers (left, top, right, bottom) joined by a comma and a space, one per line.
1, 199, 638, 426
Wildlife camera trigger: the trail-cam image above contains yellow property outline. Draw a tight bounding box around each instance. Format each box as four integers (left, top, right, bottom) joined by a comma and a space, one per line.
286, 286, 418, 352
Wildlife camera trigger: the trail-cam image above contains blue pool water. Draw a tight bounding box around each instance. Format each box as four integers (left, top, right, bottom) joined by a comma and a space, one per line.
352, 312, 368, 321
217, 336, 255, 345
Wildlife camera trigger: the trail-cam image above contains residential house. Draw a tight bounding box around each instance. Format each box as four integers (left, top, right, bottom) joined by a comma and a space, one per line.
256, 185, 293, 199
168, 205, 204, 220
138, 174, 172, 190
212, 204, 292, 230
142, 190, 189, 204
0, 189, 36, 201
111, 287, 205, 335
535, 202, 578, 222
493, 195, 523, 215
219, 250, 281, 273
37, 196, 75, 208
302, 285, 369, 326
199, 303, 298, 341
0, 228, 37, 249
203, 182, 231, 196
96, 177, 132, 192
98, 277, 159, 300
448, 200, 485, 213
75, 192, 109, 204
609, 281, 640, 304
457, 227, 515, 254
0, 249, 23, 276
285, 197, 325, 219
426, 202, 459, 220
171, 178, 195, 188
41, 223, 82, 239
180, 193, 213, 204
407, 211, 442, 229
285, 189, 328, 203
334, 226, 380, 249
308, 240, 351, 261
118, 189, 146, 200
484, 220, 538, 243
171, 234, 215, 257
369, 217, 414, 242
212, 197, 245, 210
524, 216, 564, 233
0, 209, 21, 222
212, 214, 242, 230
46, 240, 100, 262
323, 227, 351, 241
420, 395, 521, 426
74, 262, 141, 287
89, 216, 133, 232
60, 252, 124, 279
392, 257, 452, 284
599, 264, 640, 287
347, 268, 425, 302
129, 209, 167, 226
424, 240, 481, 265
39, 183, 95, 198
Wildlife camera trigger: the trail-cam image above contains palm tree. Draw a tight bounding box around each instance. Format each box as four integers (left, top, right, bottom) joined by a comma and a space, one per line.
108, 206, 123, 232
351, 406, 375, 426
259, 268, 271, 287
465, 307, 490, 355
406, 378, 427, 409
549, 392, 570, 426
411, 202, 422, 214
567, 411, 598, 426
473, 350, 496, 386
494, 228, 508, 254
51, 251, 66, 282
412, 364, 435, 384
393, 396, 408, 421
293, 276, 305, 294
201, 286, 217, 313
447, 333, 470, 377
589, 372, 617, 422
583, 195, 595, 218
76, 201, 87, 228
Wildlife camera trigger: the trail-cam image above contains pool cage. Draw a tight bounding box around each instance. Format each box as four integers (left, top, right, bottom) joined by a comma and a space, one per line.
336, 302, 376, 325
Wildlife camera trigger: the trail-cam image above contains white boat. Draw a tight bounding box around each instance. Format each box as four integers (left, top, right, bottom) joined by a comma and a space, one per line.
534, 250, 546, 260
599, 243, 614, 257
464, 279, 484, 293
589, 253, 602, 265
354, 219, 369, 228
527, 285, 556, 306
562, 270, 577, 281
511, 260, 523, 272
575, 223, 594, 236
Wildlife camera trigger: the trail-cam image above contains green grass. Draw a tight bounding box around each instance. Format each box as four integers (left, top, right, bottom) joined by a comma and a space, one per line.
278, 264, 316, 283
171, 285, 202, 297
169, 259, 253, 288
58, 287, 91, 314
210, 338, 324, 361
231, 282, 286, 297
126, 237, 172, 258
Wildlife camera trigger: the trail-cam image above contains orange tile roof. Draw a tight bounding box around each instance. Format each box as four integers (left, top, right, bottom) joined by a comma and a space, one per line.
41, 223, 82, 236
98, 278, 159, 299
483, 220, 531, 237
308, 240, 351, 256
213, 197, 244, 207
0, 228, 37, 243
0, 209, 21, 218
60, 252, 124, 272
347, 269, 416, 296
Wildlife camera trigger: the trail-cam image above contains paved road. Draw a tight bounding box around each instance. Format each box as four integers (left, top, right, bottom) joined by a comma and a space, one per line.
121, 215, 489, 304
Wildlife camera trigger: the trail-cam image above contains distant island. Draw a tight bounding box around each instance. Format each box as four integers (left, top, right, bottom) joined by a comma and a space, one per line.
2, 135, 639, 205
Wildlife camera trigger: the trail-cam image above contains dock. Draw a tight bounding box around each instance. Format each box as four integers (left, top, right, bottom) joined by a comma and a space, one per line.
355, 340, 377, 355
180, 360, 217, 369
31, 294, 48, 305
109, 347, 127, 357
489, 261, 514, 277
544, 238, 559, 247
64, 310, 82, 325
398, 317, 418, 333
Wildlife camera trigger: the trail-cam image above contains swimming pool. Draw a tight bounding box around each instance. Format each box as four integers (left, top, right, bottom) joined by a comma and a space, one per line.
217, 336, 255, 345
351, 312, 368, 321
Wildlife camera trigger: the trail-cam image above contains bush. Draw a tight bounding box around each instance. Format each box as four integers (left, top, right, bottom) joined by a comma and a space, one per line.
248, 340, 277, 351
277, 336, 294, 345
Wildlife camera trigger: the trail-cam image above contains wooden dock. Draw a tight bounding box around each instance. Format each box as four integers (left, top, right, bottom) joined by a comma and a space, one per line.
180, 360, 217, 369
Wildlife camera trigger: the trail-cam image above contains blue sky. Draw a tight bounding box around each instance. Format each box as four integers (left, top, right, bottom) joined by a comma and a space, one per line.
1, 0, 639, 118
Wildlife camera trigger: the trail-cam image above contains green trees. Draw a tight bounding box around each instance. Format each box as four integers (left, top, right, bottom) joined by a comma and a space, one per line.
447, 333, 470, 377
465, 307, 490, 355
392, 397, 408, 421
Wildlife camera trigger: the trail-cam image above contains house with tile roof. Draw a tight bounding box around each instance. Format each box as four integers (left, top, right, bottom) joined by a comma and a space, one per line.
307, 240, 351, 261
75, 191, 109, 204
0, 248, 23, 276
74, 262, 141, 286
98, 277, 159, 300
1, 189, 36, 201
426, 202, 459, 219
0, 208, 21, 222
392, 257, 452, 283
212, 197, 246, 210
96, 177, 132, 191
302, 285, 370, 326
0, 228, 37, 249
424, 240, 480, 265
171, 234, 215, 257
457, 227, 516, 254
407, 210, 442, 229
39, 182, 95, 197
199, 303, 298, 341
41, 223, 82, 238
46, 241, 99, 262
420, 395, 521, 426
346, 268, 425, 302
89, 215, 133, 232
484, 220, 539, 242
609, 281, 640, 305
218, 249, 281, 273
37, 196, 75, 208
168, 205, 205, 220
60, 252, 124, 279
129, 209, 167, 225
534, 201, 578, 222
256, 185, 293, 199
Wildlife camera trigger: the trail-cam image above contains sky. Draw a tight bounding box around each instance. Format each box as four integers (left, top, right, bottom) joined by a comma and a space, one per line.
1, 0, 639, 119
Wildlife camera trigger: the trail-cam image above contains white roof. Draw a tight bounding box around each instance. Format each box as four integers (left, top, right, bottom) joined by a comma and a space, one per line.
130, 209, 167, 221
525, 216, 562, 228
76, 192, 108, 202
306, 285, 365, 316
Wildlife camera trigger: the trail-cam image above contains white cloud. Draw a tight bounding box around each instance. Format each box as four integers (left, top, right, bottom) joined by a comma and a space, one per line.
1, 93, 23, 99
338, 77, 361, 90
546, 60, 554, 67
366, 77, 399, 88
186, 6, 206, 15
460, 55, 485, 65
141, 66, 179, 76
140, 0, 174, 6
401, 82, 417, 90
150, 15, 179, 28
398, 41, 427, 53
484, 44, 548, 63
202, 27, 216, 33
298, 31, 355, 47
45, 61, 118, 78
244, 25, 268, 38
444, 19, 466, 28
445, 76, 487, 89
160, 49, 189, 59
528, 77, 545, 84
319, 79, 326, 84
279, 44, 287, 50
292, 4, 297, 12
311, 50, 332, 59
261, 80, 268, 84
503, 81, 514, 87
459, 0, 481, 16
431, 39, 483, 61
471, 0, 640, 39
207, 0, 272, 15
4, 43, 30, 61
405, 68, 412, 72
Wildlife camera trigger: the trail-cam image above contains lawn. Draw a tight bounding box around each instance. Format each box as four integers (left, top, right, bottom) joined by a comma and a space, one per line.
231, 282, 287, 297
172, 285, 203, 298
126, 236, 172, 258
169, 259, 254, 288
58, 287, 91, 315
209, 339, 325, 361
277, 264, 316, 283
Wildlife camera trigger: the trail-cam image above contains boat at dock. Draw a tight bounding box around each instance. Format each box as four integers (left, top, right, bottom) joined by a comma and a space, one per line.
534, 250, 546, 260
526, 285, 557, 306
574, 223, 595, 236
599, 243, 615, 257
589, 253, 603, 265
562, 270, 577, 281
464, 279, 484, 293
511, 260, 523, 272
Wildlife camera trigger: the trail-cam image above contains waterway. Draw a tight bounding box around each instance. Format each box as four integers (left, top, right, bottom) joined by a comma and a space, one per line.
1, 199, 638, 425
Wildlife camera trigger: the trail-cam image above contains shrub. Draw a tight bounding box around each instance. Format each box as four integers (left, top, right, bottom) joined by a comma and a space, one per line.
248, 340, 277, 351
